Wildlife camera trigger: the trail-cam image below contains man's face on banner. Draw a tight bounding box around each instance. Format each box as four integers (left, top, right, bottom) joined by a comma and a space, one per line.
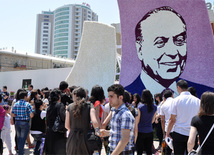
136, 10, 187, 86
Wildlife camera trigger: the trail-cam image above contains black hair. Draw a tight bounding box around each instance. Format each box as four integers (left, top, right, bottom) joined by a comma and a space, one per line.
154, 93, 163, 105
123, 90, 131, 103
49, 89, 61, 104
89, 85, 105, 104
69, 85, 78, 94
163, 90, 173, 99
3, 105, 10, 110
187, 86, 197, 97
29, 90, 38, 102
3, 86, 7, 90
135, 6, 186, 43
15, 89, 25, 101
37, 89, 41, 95
141, 89, 154, 112
28, 84, 33, 89
0, 94, 2, 103
43, 90, 50, 99
133, 93, 141, 108
72, 87, 86, 118
107, 84, 124, 98
34, 99, 43, 114
19, 90, 28, 99
177, 79, 188, 90
59, 81, 68, 91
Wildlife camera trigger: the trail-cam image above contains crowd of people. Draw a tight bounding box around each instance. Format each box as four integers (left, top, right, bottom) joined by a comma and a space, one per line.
0, 79, 213, 155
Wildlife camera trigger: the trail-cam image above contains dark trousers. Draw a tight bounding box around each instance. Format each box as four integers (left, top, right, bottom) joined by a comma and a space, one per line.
155, 118, 163, 146
0, 130, 3, 155
173, 132, 188, 155
165, 132, 173, 155
136, 132, 153, 155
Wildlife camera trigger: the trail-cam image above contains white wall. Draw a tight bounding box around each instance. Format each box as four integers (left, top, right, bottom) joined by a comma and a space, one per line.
66, 21, 116, 97
0, 68, 71, 92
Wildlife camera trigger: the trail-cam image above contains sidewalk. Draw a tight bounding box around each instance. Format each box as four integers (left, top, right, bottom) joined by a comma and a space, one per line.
3, 125, 161, 155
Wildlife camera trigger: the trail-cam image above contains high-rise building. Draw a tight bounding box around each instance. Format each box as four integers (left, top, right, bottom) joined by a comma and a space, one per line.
35, 3, 98, 59
35, 11, 54, 55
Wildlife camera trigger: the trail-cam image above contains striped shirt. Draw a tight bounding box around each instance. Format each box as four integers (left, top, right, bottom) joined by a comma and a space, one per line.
109, 104, 135, 151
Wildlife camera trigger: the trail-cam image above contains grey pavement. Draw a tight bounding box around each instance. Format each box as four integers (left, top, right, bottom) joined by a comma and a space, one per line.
3, 125, 161, 155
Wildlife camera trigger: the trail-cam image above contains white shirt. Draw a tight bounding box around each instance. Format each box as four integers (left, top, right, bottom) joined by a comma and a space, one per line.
160, 97, 174, 132
141, 70, 179, 97
171, 91, 200, 136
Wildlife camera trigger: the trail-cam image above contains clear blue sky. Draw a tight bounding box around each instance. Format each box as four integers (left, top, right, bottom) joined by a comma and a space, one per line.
0, 0, 120, 53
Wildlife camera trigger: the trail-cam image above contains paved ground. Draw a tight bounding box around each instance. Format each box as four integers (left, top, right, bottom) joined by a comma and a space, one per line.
3, 125, 161, 155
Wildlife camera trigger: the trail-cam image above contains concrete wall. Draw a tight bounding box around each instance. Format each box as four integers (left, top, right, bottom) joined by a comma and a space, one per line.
66, 21, 116, 96
0, 68, 71, 92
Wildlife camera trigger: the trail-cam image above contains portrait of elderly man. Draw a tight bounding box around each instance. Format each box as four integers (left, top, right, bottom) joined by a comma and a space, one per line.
125, 6, 187, 96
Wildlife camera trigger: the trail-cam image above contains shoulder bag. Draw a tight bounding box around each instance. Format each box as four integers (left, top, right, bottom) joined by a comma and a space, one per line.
52, 102, 67, 133
85, 102, 102, 153
188, 123, 214, 155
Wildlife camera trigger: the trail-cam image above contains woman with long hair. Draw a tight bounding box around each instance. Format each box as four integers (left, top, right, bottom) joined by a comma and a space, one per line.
30, 99, 46, 155
188, 92, 214, 154
136, 89, 157, 155
43, 89, 66, 154
89, 85, 105, 128
65, 87, 100, 155
132, 93, 141, 108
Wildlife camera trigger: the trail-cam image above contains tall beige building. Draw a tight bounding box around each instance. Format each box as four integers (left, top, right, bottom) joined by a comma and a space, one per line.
35, 3, 98, 59
35, 11, 54, 55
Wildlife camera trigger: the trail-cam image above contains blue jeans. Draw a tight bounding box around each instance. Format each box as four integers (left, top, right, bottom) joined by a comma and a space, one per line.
31, 133, 44, 155
15, 121, 30, 155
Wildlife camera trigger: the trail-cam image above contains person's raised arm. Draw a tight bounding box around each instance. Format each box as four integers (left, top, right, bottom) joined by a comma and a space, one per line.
187, 126, 197, 152
94, 104, 102, 128
102, 111, 112, 129
90, 107, 99, 129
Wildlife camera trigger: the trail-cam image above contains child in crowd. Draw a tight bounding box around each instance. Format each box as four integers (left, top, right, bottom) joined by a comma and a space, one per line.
1, 105, 13, 155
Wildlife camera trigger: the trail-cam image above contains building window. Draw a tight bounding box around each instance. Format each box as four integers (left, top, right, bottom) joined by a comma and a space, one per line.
44, 15, 49, 18
22, 79, 32, 89
43, 30, 48, 33
44, 19, 49, 22
42, 46, 48, 49
76, 25, 78, 28
44, 23, 49, 25
43, 27, 49, 29
43, 42, 48, 45
43, 34, 48, 37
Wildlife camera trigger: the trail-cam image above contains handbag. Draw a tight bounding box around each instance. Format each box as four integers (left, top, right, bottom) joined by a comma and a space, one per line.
188, 123, 214, 155
52, 102, 67, 133
86, 130, 102, 152
85, 102, 102, 152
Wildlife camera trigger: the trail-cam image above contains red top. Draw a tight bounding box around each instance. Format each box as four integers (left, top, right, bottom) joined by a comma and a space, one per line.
94, 100, 103, 119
